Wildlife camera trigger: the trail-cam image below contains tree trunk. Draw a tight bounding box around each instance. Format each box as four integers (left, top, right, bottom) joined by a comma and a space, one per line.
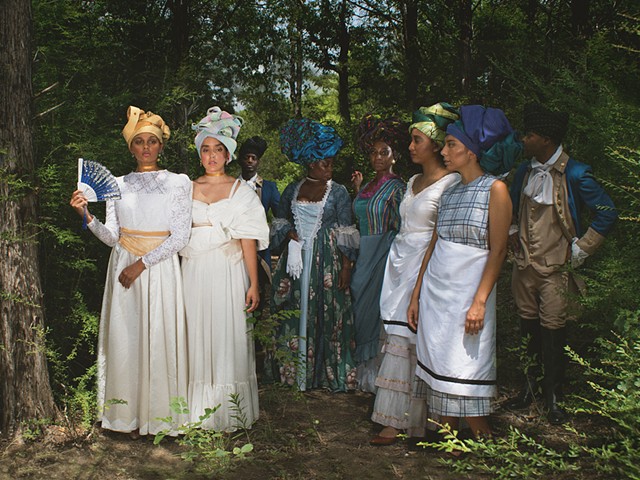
336, 0, 351, 128
402, 0, 420, 109
0, 0, 58, 435
168, 0, 191, 69
457, 0, 473, 96
288, 16, 304, 118
570, 0, 590, 39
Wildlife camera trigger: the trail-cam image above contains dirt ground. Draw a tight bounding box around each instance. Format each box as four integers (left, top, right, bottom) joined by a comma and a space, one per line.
0, 383, 608, 480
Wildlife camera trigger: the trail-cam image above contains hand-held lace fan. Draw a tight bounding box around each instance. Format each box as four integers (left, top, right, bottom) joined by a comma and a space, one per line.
77, 158, 121, 229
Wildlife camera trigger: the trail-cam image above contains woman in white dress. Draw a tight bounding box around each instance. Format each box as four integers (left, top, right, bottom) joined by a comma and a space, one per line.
407, 105, 520, 439
370, 103, 460, 446
70, 106, 192, 438
180, 107, 269, 432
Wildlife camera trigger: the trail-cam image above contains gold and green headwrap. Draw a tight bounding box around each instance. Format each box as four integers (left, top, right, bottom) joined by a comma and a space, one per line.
409, 102, 459, 147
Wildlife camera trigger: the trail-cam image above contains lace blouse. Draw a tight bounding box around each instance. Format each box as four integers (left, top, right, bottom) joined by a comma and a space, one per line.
88, 170, 192, 267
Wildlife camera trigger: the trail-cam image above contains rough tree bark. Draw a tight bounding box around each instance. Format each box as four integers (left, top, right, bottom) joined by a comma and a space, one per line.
0, 0, 58, 435
402, 0, 420, 109
288, 15, 304, 119
570, 0, 591, 39
336, 0, 351, 125
457, 0, 473, 96
168, 0, 191, 69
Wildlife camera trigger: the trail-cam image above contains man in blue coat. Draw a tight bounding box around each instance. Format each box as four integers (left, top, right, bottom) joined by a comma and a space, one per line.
238, 136, 280, 307
507, 103, 617, 424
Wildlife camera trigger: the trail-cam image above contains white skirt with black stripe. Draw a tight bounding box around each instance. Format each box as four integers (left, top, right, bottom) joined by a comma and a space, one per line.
414, 239, 497, 416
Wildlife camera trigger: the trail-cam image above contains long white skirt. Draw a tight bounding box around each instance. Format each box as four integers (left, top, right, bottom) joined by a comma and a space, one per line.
182, 238, 259, 432
415, 239, 497, 399
97, 244, 188, 435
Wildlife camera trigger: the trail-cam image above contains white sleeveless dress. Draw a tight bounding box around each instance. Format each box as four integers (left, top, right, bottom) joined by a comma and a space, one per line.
180, 180, 269, 431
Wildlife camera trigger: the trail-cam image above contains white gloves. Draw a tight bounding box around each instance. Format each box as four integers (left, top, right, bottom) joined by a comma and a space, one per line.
571, 238, 589, 268
286, 239, 303, 279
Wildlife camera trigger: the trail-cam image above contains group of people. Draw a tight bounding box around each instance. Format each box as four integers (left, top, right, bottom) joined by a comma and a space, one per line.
70, 106, 270, 436
70, 100, 616, 446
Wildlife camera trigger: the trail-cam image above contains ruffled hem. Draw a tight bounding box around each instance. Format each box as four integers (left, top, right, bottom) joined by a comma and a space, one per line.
100, 416, 183, 437
189, 380, 259, 432
381, 336, 412, 358
372, 389, 427, 434
371, 389, 411, 429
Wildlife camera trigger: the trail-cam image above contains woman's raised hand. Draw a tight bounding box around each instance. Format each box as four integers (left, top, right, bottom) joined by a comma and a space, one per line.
351, 170, 363, 192
69, 189, 93, 222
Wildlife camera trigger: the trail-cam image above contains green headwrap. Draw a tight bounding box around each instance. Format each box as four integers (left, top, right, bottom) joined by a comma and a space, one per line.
409, 103, 459, 147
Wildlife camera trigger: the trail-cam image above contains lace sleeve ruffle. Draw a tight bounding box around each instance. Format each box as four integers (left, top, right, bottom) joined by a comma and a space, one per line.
329, 183, 358, 260
142, 175, 193, 268
87, 199, 119, 247
333, 225, 360, 260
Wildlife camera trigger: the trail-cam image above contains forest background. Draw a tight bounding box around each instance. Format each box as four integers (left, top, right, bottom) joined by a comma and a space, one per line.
1, 0, 640, 478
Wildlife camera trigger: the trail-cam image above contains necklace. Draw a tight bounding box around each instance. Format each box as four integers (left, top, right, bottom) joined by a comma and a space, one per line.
305, 176, 322, 182
205, 172, 226, 177
137, 165, 159, 172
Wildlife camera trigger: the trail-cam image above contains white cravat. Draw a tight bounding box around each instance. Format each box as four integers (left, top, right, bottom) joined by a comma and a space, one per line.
242, 173, 259, 191
523, 146, 563, 205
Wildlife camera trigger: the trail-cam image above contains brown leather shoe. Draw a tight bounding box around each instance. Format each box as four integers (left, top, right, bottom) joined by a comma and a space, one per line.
369, 435, 397, 446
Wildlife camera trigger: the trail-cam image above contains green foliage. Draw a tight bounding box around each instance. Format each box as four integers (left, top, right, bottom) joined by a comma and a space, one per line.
24, 3, 640, 478
249, 308, 304, 393
604, 147, 640, 224
62, 364, 98, 431
154, 396, 254, 475
20, 418, 55, 442
0, 167, 33, 202
418, 422, 580, 478
567, 313, 640, 479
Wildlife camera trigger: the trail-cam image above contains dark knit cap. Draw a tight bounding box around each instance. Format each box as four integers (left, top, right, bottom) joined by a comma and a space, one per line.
523, 103, 569, 144
238, 136, 268, 159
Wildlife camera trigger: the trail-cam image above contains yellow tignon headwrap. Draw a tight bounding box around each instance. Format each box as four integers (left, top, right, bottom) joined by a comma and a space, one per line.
121, 106, 171, 148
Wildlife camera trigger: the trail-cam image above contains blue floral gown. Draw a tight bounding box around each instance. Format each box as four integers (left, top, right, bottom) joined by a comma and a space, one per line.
267, 179, 359, 392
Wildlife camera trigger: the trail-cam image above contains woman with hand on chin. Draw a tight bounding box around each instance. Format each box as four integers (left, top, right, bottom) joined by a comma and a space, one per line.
69, 106, 192, 438
179, 107, 269, 432
407, 106, 521, 440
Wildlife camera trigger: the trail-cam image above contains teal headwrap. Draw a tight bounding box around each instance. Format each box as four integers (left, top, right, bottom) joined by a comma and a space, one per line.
279, 118, 343, 166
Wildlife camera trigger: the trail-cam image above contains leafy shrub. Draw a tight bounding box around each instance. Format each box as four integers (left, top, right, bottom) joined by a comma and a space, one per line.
155, 396, 254, 475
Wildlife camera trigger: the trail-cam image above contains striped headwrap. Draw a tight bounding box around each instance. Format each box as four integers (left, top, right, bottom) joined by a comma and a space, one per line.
409, 103, 459, 147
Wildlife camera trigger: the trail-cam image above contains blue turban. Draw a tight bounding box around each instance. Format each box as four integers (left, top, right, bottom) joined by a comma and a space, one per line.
279, 118, 344, 166
446, 105, 522, 175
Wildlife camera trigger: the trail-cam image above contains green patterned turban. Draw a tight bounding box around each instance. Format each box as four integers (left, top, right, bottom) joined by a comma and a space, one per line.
409, 103, 460, 147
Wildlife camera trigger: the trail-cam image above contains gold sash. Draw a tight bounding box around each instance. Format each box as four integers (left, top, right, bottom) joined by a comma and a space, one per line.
119, 227, 169, 256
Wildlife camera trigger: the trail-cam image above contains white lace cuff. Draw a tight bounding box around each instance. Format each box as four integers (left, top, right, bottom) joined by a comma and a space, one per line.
333, 225, 360, 249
